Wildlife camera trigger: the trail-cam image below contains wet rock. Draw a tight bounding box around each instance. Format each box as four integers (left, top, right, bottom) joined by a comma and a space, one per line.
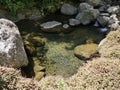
34, 72, 45, 81
63, 24, 69, 29
69, 18, 80, 26
74, 43, 98, 60
61, 4, 77, 15
34, 65, 45, 73
86, 0, 102, 7
33, 57, 45, 81
107, 5, 120, 14
78, 3, 93, 12
0, 18, 28, 68
31, 36, 45, 47
40, 21, 62, 29
24, 40, 36, 55
97, 15, 110, 27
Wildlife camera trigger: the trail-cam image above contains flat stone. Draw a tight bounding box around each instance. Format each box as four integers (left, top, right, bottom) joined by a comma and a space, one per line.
40, 21, 62, 29
74, 43, 98, 60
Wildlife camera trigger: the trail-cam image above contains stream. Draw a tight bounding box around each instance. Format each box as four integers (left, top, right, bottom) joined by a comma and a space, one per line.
16, 13, 105, 78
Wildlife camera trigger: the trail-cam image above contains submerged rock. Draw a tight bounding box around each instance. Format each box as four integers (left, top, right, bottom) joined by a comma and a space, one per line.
61, 4, 77, 15
74, 43, 98, 60
0, 18, 28, 68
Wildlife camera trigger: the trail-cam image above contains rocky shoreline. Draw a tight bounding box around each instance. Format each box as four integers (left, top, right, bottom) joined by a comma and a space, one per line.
0, 0, 120, 89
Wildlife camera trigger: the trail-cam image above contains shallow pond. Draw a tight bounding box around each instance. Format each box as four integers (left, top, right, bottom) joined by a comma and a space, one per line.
16, 13, 105, 78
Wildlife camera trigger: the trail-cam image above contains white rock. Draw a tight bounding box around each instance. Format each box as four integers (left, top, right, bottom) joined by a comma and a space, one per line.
99, 27, 108, 32
63, 24, 69, 29
40, 21, 62, 29
0, 18, 28, 68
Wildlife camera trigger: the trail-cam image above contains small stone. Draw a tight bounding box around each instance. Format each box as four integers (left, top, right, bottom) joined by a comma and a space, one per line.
63, 24, 69, 29
69, 18, 80, 26
34, 65, 45, 73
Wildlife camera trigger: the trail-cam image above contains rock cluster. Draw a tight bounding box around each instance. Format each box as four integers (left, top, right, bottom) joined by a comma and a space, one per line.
23, 32, 46, 81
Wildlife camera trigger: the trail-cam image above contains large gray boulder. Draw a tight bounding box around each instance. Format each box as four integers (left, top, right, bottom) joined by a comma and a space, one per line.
61, 4, 77, 15
0, 19, 28, 68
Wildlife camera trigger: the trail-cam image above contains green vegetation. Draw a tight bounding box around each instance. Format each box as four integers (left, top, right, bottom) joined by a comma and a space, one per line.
0, 0, 85, 15
0, 0, 35, 15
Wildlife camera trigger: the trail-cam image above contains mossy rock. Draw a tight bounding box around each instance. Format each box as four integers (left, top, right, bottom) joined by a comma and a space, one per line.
30, 36, 46, 47
74, 43, 98, 60
23, 40, 36, 55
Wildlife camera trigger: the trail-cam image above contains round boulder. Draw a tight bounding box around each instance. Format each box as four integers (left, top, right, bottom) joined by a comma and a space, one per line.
61, 4, 77, 15
0, 18, 28, 68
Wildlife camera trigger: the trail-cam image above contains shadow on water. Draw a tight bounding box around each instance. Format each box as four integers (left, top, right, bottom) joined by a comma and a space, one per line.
16, 14, 105, 78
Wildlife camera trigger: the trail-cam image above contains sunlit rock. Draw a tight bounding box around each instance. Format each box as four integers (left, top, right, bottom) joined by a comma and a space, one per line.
0, 18, 28, 68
